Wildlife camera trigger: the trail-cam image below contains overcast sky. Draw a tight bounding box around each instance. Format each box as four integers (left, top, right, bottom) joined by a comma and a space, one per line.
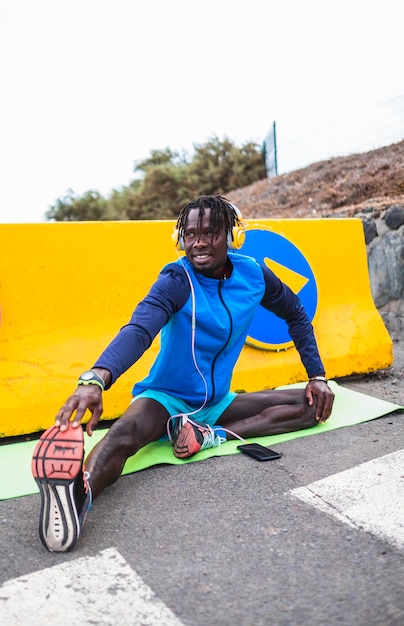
1, 0, 403, 223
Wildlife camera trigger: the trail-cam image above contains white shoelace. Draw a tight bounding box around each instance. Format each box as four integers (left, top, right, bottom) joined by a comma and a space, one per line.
199, 425, 226, 450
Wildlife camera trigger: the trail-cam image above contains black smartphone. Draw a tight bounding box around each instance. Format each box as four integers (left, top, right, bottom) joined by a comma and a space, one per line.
237, 443, 282, 461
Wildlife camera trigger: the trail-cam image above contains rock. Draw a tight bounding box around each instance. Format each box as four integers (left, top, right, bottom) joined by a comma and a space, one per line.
385, 204, 404, 230
362, 218, 378, 244
368, 229, 404, 307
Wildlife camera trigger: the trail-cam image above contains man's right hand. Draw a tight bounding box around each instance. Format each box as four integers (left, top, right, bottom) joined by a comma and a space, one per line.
55, 385, 104, 436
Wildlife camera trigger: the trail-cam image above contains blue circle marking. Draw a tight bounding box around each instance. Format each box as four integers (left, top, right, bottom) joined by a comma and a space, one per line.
242, 229, 318, 349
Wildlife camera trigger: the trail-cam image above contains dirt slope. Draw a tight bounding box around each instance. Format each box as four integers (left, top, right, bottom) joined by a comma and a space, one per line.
227, 139, 404, 219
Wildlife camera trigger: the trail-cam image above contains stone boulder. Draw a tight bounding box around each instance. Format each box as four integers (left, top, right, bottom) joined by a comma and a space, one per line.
359, 206, 404, 339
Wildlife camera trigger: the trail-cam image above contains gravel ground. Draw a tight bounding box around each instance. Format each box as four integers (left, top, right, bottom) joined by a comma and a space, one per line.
338, 336, 404, 408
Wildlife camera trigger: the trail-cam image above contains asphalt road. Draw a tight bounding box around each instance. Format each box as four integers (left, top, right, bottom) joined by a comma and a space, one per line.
1, 393, 403, 625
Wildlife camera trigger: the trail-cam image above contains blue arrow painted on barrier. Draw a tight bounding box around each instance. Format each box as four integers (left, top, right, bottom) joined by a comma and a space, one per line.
242, 229, 318, 349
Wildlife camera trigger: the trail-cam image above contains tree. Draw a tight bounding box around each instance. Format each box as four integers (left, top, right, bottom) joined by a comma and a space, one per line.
188, 136, 267, 194
45, 189, 109, 221
128, 163, 194, 219
46, 137, 267, 221
134, 148, 189, 173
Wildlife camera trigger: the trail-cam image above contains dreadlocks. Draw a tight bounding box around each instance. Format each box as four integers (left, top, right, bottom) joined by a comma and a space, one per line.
176, 195, 240, 245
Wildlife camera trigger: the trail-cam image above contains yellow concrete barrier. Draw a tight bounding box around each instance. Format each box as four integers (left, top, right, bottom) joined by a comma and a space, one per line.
0, 218, 392, 437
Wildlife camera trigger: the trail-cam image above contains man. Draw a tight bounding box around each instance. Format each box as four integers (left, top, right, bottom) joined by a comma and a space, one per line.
32, 195, 334, 552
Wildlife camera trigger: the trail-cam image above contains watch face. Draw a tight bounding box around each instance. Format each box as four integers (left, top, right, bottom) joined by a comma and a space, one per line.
81, 371, 95, 381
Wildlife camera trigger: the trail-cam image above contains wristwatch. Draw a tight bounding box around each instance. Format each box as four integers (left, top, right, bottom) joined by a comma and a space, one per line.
77, 371, 105, 391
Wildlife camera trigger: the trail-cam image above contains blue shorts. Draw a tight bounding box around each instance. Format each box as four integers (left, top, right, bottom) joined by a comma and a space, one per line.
132, 389, 237, 439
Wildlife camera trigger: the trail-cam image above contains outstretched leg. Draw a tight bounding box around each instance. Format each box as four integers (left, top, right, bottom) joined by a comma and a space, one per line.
32, 398, 169, 551
85, 397, 170, 499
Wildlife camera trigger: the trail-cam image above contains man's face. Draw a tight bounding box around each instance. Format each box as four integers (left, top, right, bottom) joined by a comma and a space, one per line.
183, 208, 228, 278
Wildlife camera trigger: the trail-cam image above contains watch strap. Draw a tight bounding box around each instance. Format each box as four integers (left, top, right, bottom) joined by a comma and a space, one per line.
77, 371, 105, 391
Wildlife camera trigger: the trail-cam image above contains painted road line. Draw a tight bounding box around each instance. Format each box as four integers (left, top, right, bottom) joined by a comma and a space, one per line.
0, 547, 184, 625
291, 449, 404, 551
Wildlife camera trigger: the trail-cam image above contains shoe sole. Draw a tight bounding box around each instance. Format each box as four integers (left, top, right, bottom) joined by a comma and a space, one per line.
31, 425, 84, 552
173, 421, 202, 459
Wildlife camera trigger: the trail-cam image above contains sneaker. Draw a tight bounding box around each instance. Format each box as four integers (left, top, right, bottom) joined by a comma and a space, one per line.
171, 415, 226, 459
31, 423, 92, 552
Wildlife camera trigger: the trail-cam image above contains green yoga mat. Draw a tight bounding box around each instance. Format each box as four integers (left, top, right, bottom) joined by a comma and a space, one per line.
1, 381, 402, 500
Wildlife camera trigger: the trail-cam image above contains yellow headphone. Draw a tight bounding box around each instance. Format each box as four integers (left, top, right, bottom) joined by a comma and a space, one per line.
172, 203, 246, 250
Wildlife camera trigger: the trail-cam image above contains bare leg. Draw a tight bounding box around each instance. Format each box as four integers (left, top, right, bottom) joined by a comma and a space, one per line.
85, 398, 169, 499
217, 388, 318, 439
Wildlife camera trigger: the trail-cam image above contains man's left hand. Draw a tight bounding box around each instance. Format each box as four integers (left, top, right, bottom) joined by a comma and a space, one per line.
306, 380, 335, 423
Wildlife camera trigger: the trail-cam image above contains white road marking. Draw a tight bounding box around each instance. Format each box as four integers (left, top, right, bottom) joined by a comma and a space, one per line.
291, 449, 404, 551
0, 547, 184, 626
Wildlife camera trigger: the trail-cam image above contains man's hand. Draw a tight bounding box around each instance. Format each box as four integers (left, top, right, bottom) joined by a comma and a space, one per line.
305, 380, 335, 423
55, 385, 104, 436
